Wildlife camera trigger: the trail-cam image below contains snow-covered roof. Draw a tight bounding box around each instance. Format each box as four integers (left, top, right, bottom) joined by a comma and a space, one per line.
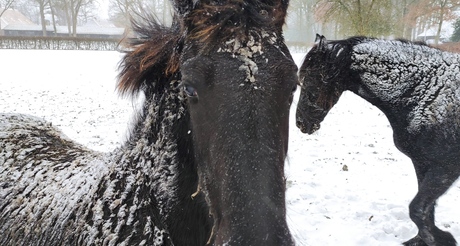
3, 24, 43, 31
0, 8, 35, 29
417, 20, 455, 40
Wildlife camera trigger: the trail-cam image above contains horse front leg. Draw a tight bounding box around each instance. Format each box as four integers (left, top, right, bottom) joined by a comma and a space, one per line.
403, 163, 457, 246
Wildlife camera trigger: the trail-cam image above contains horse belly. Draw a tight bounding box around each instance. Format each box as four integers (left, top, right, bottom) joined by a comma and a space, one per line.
393, 124, 460, 163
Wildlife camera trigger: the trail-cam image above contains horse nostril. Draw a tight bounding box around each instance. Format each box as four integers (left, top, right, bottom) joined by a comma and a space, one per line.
296, 122, 308, 134
296, 119, 303, 127
312, 123, 320, 133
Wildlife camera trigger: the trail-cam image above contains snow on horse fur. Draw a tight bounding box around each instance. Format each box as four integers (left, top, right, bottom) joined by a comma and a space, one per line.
0, 84, 182, 245
351, 38, 460, 135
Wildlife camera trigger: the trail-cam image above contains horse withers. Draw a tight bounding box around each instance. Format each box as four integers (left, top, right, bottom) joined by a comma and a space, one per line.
0, 1, 298, 245
296, 34, 459, 246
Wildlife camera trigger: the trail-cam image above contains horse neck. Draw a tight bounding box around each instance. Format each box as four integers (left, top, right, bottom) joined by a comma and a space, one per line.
106, 81, 211, 245
108, 81, 183, 209
347, 72, 411, 129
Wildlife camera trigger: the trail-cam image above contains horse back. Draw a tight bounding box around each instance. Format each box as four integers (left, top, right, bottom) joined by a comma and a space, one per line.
0, 113, 106, 245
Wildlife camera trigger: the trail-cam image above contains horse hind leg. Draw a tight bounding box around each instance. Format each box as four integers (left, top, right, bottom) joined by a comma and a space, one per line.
403, 164, 458, 246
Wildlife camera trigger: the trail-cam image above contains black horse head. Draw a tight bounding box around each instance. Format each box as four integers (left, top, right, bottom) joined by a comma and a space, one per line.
296, 34, 348, 134
119, 1, 297, 244
179, 1, 297, 244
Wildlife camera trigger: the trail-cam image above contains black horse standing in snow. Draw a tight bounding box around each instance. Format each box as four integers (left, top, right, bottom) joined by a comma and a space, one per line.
296, 35, 459, 246
0, 1, 298, 245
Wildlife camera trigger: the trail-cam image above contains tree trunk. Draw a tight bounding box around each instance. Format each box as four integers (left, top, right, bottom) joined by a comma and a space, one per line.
72, 20, 77, 37
435, 18, 443, 44
71, 0, 83, 38
356, 0, 363, 35
39, 1, 47, 37
50, 4, 57, 36
435, 0, 446, 45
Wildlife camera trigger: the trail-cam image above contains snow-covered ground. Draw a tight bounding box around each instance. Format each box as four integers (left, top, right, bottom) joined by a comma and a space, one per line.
0, 50, 459, 245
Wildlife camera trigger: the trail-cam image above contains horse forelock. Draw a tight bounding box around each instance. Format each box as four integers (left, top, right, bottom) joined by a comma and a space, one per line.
117, 16, 183, 98
185, 0, 287, 49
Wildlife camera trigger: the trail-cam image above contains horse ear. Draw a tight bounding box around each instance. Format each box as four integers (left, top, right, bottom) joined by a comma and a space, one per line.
270, 0, 290, 28
315, 34, 327, 51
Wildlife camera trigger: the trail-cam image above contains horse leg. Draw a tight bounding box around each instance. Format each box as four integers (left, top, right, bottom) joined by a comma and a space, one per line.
403, 163, 436, 246
403, 163, 457, 246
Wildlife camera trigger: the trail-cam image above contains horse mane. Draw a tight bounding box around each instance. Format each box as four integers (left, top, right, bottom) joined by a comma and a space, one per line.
335, 36, 434, 51
329, 36, 431, 49
117, 14, 183, 98
185, 0, 288, 47
395, 38, 430, 47
318, 36, 436, 83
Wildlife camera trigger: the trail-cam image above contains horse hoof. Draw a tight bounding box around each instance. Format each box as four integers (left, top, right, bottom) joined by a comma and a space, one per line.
434, 230, 457, 246
403, 231, 457, 246
403, 235, 428, 246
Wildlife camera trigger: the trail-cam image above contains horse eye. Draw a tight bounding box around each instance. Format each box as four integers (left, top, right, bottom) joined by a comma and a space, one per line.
183, 84, 198, 97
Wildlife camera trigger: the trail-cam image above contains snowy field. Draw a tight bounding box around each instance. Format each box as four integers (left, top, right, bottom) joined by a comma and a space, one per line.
0, 49, 459, 245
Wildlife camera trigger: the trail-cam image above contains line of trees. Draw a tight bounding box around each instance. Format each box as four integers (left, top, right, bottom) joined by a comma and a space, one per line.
1, 0, 173, 37
2, 0, 460, 44
288, 0, 460, 44
1, 0, 97, 37
0, 0, 175, 50
108, 0, 173, 27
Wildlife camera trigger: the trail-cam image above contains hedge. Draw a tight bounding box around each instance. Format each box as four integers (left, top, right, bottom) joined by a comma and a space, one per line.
0, 36, 123, 51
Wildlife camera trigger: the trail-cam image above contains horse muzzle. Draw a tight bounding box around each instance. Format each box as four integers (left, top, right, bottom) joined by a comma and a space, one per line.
296, 119, 320, 134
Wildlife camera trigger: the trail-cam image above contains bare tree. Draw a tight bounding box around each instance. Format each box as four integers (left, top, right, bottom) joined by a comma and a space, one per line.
51, 0, 94, 36
109, 0, 172, 28
287, 0, 317, 44
0, 0, 15, 16
33, 0, 50, 36
406, 0, 460, 43
49, 0, 57, 35
314, 0, 397, 37
396, 0, 420, 39
70, 0, 95, 36
109, 0, 144, 27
